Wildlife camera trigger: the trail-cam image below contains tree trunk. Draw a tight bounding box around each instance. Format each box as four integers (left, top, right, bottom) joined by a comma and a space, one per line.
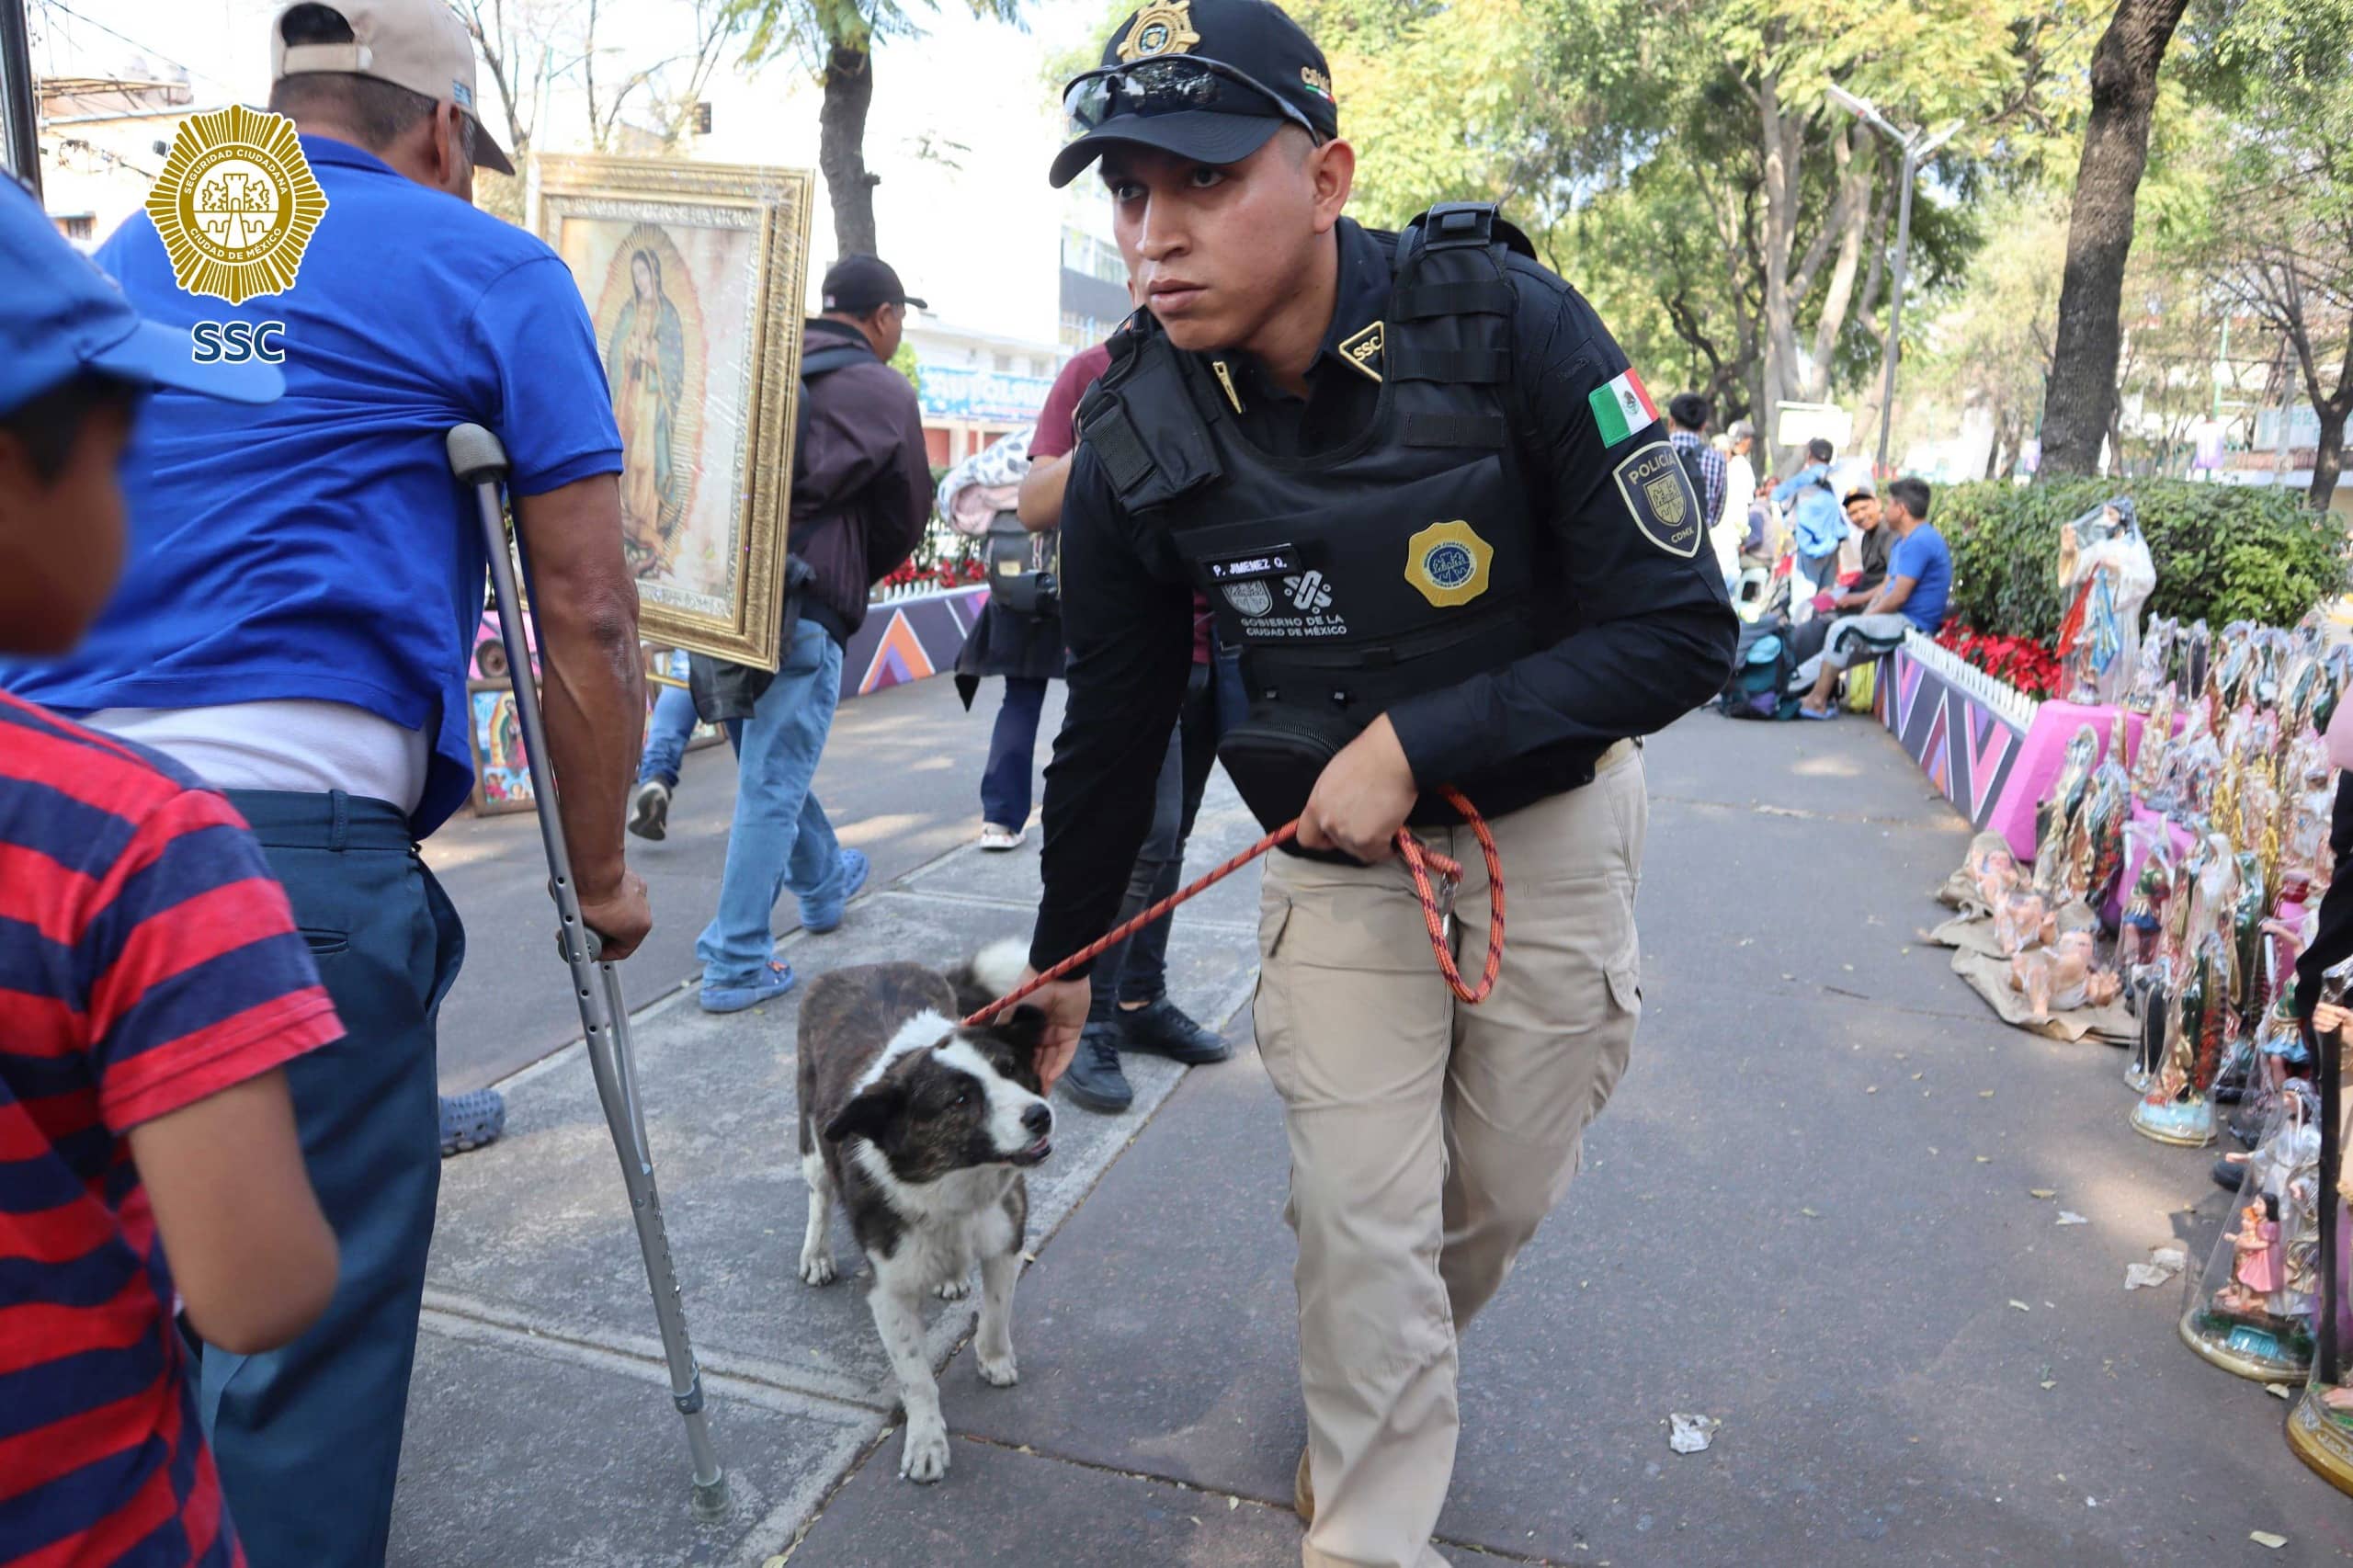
1756, 69, 1803, 467
2036, 0, 2191, 477
2314, 405, 2347, 513
818, 40, 879, 256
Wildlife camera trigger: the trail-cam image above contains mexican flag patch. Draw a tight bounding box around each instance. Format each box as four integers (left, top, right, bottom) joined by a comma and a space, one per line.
1588, 369, 1658, 448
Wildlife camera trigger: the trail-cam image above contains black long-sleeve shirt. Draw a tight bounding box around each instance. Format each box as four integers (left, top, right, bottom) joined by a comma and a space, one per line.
1029, 218, 1737, 972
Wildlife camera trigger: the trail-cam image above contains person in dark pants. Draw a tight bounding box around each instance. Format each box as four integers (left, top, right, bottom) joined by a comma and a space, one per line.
975, 672, 1056, 846
4, 5, 652, 1560
1014, 337, 1230, 1112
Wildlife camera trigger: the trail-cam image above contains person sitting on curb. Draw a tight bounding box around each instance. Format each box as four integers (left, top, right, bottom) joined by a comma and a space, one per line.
1787, 483, 1892, 665
688, 256, 933, 1012
1796, 476, 1950, 718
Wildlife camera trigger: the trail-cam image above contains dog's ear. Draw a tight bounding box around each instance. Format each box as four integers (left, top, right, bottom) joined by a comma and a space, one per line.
983, 1003, 1049, 1055
978, 1005, 1050, 1090
824, 1081, 905, 1147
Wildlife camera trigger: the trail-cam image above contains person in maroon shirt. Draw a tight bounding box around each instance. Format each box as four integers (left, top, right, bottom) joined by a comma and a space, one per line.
1013, 341, 1230, 1113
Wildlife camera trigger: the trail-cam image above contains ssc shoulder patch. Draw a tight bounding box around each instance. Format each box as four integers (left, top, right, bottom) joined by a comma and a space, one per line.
1612, 441, 1700, 560
1337, 320, 1384, 382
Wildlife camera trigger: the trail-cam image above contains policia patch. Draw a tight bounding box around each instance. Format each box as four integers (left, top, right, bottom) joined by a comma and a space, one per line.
1611, 440, 1701, 560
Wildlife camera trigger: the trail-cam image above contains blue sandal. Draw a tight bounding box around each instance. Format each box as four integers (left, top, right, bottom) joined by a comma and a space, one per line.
440, 1089, 506, 1157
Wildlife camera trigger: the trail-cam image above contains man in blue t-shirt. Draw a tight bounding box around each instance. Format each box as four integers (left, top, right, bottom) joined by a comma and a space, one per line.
1, 1, 649, 1559
1796, 474, 1950, 718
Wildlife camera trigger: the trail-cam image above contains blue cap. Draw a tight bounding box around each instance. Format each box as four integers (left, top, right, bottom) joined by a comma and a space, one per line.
0, 175, 284, 417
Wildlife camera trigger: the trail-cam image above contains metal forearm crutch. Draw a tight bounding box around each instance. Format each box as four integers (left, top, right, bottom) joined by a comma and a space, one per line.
446, 424, 730, 1521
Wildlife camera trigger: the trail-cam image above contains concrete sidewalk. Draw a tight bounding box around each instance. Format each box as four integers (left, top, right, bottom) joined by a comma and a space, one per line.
392, 709, 2353, 1567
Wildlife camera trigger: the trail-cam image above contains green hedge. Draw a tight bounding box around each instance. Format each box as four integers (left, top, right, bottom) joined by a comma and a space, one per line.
1937, 478, 2343, 644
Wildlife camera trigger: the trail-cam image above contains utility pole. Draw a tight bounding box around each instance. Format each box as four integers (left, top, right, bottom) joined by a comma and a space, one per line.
1827, 85, 1961, 480
1, 0, 38, 194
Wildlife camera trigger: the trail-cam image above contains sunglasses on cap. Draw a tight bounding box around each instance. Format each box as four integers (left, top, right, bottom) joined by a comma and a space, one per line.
1063, 56, 1321, 145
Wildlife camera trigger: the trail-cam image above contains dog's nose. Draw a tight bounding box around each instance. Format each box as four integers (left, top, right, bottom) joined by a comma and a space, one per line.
1021, 1103, 1052, 1137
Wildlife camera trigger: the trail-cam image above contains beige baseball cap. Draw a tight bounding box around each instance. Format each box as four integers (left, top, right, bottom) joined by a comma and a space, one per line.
271, 0, 516, 175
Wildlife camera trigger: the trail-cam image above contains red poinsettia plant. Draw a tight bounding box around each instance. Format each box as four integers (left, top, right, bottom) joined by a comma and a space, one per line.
878, 553, 988, 593
1936, 622, 2062, 699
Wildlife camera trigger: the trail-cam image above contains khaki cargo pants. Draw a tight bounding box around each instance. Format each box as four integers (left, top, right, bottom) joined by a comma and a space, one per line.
1256, 741, 1646, 1568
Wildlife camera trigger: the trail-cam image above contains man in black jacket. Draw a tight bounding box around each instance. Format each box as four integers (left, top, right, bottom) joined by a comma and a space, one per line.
695, 256, 934, 1012
1010, 3, 1734, 1559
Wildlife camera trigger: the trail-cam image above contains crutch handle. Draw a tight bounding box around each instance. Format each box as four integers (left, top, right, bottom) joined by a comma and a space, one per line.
447, 423, 510, 485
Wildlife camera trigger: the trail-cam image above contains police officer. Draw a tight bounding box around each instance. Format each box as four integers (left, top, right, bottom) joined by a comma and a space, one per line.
1010, 2, 1735, 1562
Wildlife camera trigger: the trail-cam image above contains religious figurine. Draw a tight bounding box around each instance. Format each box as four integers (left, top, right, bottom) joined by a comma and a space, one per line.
2131, 929, 2230, 1146
2119, 821, 2178, 971
2181, 619, 2214, 707
2035, 724, 2103, 898
2083, 742, 2132, 908
2286, 745, 2336, 901
1994, 887, 2054, 959
2009, 929, 2120, 1019
2127, 616, 2178, 713
2131, 683, 2177, 803
2233, 847, 2268, 1024
2313, 643, 2353, 738
1968, 836, 2023, 916
2217, 1196, 2287, 1315
2055, 498, 2158, 706
2182, 1083, 2320, 1382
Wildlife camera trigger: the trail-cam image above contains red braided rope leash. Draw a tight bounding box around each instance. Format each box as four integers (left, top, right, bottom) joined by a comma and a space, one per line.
961, 786, 1504, 1027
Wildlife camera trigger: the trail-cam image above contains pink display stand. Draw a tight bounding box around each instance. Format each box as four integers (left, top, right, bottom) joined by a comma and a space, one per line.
1986, 701, 2158, 862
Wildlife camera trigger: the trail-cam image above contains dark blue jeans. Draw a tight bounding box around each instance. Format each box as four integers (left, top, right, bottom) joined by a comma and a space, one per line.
1091, 662, 1217, 1020
202, 790, 461, 1568
981, 676, 1050, 829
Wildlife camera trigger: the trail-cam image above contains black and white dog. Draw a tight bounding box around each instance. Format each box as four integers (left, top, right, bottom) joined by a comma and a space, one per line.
795, 940, 1051, 1483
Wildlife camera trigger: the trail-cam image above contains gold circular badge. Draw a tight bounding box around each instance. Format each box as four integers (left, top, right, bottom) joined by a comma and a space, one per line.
1405, 519, 1494, 608
147, 105, 329, 306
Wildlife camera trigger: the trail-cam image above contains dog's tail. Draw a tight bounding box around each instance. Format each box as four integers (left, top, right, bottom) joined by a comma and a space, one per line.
945, 938, 1031, 1021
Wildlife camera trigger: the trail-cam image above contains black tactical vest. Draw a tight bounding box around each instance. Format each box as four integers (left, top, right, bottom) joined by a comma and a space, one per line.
1074, 204, 1540, 839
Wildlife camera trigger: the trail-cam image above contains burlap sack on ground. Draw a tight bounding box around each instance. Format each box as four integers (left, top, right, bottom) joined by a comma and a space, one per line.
1949, 948, 2137, 1044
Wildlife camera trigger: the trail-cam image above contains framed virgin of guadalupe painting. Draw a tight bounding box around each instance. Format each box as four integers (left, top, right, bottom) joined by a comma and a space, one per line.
529, 154, 816, 672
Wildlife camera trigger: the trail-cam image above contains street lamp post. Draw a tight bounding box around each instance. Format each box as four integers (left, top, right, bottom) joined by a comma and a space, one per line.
1, 0, 39, 195
1827, 85, 1961, 478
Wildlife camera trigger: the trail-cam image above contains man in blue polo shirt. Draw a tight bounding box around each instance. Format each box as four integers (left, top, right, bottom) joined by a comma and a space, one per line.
2, 0, 650, 1559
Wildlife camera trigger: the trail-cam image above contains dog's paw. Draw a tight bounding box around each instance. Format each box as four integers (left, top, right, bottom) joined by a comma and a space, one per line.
978, 1351, 1018, 1388
933, 1277, 972, 1301
799, 1249, 837, 1287
899, 1422, 950, 1484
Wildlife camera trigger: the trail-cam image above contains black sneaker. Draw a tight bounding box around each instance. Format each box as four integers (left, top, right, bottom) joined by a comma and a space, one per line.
1115, 997, 1232, 1064
1061, 1023, 1134, 1114
629, 779, 672, 842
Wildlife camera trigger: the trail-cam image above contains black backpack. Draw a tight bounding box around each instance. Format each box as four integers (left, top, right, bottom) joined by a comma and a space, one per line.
1719, 615, 1801, 720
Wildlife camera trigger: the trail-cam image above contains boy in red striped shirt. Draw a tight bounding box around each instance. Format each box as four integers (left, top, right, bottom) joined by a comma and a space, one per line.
0, 178, 339, 1565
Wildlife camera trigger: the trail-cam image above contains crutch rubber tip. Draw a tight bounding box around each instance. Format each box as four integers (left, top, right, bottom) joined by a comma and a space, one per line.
690, 1475, 732, 1520
446, 423, 511, 484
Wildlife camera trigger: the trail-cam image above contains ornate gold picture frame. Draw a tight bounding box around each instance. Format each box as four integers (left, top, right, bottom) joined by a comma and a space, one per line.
529, 153, 816, 672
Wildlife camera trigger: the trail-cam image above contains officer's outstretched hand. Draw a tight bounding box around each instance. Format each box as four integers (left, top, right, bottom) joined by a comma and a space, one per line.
1007, 969, 1090, 1095
1298, 715, 1420, 865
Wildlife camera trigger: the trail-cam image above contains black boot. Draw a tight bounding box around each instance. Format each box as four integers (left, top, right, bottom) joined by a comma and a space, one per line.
1061, 1022, 1134, 1114
1115, 997, 1232, 1064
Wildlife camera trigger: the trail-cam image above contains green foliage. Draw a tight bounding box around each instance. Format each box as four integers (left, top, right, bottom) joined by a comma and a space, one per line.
891, 340, 923, 397
1938, 478, 2343, 643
